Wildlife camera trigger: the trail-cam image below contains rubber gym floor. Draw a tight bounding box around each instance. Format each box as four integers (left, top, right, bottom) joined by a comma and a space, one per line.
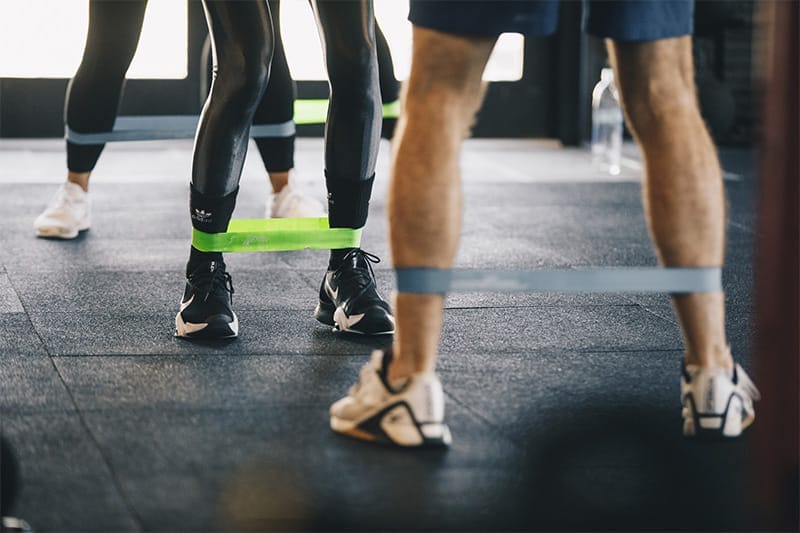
1, 138, 758, 531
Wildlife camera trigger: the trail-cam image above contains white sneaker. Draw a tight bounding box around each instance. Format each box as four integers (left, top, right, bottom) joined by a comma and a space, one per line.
681, 362, 760, 438
330, 349, 451, 447
2, 516, 33, 533
269, 183, 326, 218
33, 182, 91, 239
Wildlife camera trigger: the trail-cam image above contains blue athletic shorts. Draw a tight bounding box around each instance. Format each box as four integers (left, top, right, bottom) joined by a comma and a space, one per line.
408, 0, 694, 42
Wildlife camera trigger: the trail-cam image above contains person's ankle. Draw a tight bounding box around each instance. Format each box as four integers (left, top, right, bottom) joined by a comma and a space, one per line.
67, 172, 90, 192
685, 345, 734, 371
385, 347, 434, 384
386, 361, 412, 385
268, 171, 291, 194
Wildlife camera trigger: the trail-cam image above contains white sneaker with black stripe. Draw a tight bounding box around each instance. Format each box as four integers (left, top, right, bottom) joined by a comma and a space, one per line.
330, 349, 451, 447
681, 362, 760, 438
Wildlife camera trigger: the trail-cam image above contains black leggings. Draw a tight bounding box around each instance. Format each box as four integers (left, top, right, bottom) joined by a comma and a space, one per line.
253, 0, 398, 172
66, 0, 398, 182
193, 0, 381, 233
65, 0, 148, 173
192, 0, 272, 201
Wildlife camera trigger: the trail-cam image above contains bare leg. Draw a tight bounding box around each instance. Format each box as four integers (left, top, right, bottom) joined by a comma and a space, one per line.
67, 171, 91, 192
388, 27, 495, 381
608, 36, 732, 370
267, 170, 289, 193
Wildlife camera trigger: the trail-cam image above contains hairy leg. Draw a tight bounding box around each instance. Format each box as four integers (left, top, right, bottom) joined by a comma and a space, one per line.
608, 36, 732, 369
388, 26, 495, 381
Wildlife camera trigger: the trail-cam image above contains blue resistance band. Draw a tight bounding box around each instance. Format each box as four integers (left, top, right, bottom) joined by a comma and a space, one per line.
395, 267, 723, 294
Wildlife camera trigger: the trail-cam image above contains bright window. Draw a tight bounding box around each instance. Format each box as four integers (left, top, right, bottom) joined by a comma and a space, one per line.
0, 0, 187, 78
284, 0, 523, 81
0, 0, 522, 81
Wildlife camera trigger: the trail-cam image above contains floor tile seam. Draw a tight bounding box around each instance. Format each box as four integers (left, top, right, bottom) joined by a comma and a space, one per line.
620, 298, 681, 327
48, 351, 373, 358
23, 307, 318, 315
0, 407, 79, 417
437, 347, 684, 357
52, 405, 332, 415
1, 271, 27, 316
441, 390, 527, 452
436, 347, 685, 364
3, 276, 53, 358
5, 268, 307, 275
49, 358, 146, 531
439, 347, 684, 373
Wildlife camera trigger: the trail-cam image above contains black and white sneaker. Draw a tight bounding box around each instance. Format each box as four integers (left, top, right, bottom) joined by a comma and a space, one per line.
175, 260, 238, 339
314, 249, 395, 335
330, 349, 451, 447
681, 361, 760, 438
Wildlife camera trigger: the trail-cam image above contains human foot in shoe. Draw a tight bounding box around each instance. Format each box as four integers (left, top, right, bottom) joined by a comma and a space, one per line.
269, 182, 326, 218
175, 260, 238, 339
681, 361, 760, 438
314, 249, 394, 335
330, 348, 451, 447
34, 182, 90, 239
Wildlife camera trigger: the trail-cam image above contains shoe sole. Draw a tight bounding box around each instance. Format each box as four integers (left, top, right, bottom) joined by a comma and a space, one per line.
314, 300, 395, 335
331, 415, 451, 448
330, 402, 452, 448
175, 312, 239, 339
35, 225, 90, 240
35, 214, 91, 240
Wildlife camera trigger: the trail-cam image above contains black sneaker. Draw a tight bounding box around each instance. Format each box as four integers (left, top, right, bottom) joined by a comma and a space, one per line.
314, 249, 395, 335
175, 260, 238, 339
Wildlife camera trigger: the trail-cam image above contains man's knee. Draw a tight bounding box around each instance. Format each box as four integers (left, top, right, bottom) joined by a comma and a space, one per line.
403, 28, 493, 129
612, 37, 701, 138
623, 76, 700, 135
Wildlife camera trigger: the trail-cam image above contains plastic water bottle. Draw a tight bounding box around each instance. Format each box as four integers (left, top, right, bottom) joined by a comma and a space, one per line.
591, 68, 623, 176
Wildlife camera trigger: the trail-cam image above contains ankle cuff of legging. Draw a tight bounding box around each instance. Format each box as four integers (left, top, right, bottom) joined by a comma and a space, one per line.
189, 184, 239, 233
325, 173, 375, 229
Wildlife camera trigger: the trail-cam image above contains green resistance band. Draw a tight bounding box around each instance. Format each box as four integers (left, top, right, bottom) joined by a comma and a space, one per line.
192, 218, 362, 253
294, 99, 400, 125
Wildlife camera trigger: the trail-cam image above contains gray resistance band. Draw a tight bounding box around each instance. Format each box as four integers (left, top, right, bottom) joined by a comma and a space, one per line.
395, 267, 723, 294
66, 116, 295, 144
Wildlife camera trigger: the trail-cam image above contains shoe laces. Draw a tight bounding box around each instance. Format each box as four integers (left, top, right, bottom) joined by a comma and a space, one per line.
335, 249, 381, 300
188, 262, 234, 303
